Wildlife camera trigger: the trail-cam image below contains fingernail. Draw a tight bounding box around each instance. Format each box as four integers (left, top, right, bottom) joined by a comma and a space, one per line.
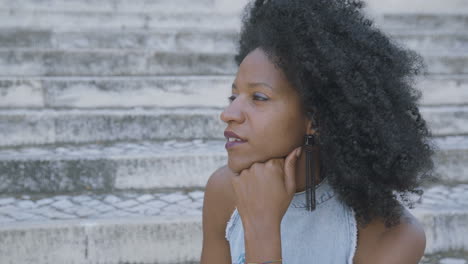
296, 147, 302, 157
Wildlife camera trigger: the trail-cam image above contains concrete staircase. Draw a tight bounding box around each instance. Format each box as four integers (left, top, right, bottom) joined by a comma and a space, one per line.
0, 0, 467, 263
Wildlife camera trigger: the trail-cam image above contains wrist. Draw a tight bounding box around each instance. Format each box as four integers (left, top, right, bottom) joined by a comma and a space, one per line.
243, 222, 281, 241
244, 225, 282, 264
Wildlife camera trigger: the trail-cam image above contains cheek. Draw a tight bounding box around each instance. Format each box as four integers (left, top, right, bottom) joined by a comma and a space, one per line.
254, 111, 305, 157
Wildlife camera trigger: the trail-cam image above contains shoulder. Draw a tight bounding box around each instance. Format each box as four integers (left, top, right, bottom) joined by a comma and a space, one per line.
202, 165, 237, 235
379, 207, 426, 261
200, 166, 237, 262
204, 165, 237, 209
354, 206, 426, 264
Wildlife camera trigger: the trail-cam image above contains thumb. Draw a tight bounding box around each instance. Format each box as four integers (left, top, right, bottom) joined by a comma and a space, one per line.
284, 146, 301, 196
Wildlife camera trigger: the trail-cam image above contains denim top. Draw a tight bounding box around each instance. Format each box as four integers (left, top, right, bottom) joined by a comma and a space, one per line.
225, 177, 358, 264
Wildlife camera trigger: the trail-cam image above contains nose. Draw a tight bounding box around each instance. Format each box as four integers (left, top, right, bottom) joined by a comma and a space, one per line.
220, 97, 245, 124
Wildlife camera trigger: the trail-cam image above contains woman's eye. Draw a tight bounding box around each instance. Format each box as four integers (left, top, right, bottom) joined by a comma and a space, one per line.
227, 94, 269, 103
253, 94, 268, 101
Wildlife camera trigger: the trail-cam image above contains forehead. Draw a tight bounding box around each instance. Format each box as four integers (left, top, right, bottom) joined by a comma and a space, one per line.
235, 48, 292, 91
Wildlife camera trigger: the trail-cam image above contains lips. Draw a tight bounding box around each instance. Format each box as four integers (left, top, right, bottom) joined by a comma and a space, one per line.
224, 131, 247, 142
224, 130, 247, 150
225, 140, 246, 149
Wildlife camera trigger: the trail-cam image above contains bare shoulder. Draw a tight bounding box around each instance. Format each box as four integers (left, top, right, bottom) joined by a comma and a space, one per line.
203, 165, 237, 221
354, 206, 426, 264
200, 165, 237, 263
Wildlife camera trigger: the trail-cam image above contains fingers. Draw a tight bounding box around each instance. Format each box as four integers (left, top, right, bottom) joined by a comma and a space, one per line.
284, 147, 302, 196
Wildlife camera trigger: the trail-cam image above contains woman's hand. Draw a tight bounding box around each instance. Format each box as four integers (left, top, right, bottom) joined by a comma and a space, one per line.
230, 146, 302, 233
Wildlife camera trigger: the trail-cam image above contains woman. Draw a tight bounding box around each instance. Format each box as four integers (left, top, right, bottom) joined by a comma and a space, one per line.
201, 0, 436, 263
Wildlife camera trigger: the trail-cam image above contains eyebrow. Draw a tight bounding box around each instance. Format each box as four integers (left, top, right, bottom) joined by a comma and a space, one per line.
232, 82, 274, 91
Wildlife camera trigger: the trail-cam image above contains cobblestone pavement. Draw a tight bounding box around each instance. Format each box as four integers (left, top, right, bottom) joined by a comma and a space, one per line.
0, 184, 467, 224
0, 189, 204, 224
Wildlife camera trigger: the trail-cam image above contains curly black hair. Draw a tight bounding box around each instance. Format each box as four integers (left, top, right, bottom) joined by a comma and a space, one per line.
235, 0, 437, 228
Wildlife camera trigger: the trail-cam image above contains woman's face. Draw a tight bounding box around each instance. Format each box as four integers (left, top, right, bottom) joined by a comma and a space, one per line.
220, 47, 313, 173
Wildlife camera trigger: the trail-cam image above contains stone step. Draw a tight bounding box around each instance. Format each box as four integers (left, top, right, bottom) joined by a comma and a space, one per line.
0, 49, 467, 76
411, 184, 468, 255
0, 139, 226, 193
0, 49, 236, 76
381, 14, 468, 31
364, 0, 468, 15
419, 75, 468, 106
0, 136, 466, 194
0, 184, 467, 263
389, 31, 468, 52
2, 28, 468, 53
0, 28, 239, 52
0, 0, 216, 13
0, 10, 241, 31
0, 106, 467, 147
423, 53, 468, 75
1, 9, 467, 32
422, 106, 468, 136
3, 0, 468, 17
0, 189, 204, 263
0, 75, 466, 109
0, 76, 233, 109
0, 108, 224, 147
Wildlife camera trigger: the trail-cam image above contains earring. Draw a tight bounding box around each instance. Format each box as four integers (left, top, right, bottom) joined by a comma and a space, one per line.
304, 133, 320, 211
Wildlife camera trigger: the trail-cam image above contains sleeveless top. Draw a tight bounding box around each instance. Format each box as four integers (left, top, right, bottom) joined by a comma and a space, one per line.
225, 177, 358, 264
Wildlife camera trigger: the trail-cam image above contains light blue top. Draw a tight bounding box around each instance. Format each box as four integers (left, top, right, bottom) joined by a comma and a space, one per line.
225, 177, 358, 264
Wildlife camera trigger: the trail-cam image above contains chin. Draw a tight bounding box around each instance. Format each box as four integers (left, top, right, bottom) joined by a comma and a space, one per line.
227, 160, 243, 174
227, 156, 254, 174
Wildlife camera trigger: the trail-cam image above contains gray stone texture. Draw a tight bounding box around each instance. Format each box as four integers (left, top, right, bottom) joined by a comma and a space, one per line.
0, 190, 204, 223
0, 106, 466, 147
0, 137, 466, 193
0, 50, 237, 76
380, 14, 468, 31
0, 185, 467, 262
0, 10, 241, 31
2, 76, 468, 109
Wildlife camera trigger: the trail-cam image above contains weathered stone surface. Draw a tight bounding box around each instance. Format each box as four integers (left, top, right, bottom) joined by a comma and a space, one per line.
0, 106, 466, 147
0, 140, 226, 193
0, 50, 236, 76
0, 28, 239, 52
423, 53, 468, 75
1, 49, 466, 76
422, 106, 468, 136
0, 0, 216, 13
381, 14, 468, 30
0, 216, 202, 263
418, 76, 468, 106
390, 31, 468, 52
365, 0, 468, 14
0, 137, 466, 193
0, 109, 225, 146
0, 10, 241, 31
0, 185, 467, 262
0, 190, 204, 223
0, 79, 44, 108
3, 28, 468, 53
1, 75, 466, 109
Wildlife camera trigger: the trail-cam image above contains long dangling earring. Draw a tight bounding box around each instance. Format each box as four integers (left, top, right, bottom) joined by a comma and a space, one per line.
304, 133, 320, 211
